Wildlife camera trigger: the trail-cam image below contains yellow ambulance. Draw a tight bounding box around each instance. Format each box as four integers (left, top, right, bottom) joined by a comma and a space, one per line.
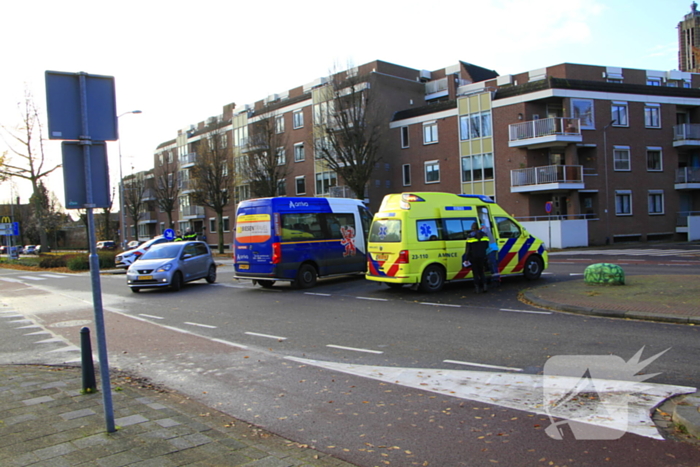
366, 192, 548, 292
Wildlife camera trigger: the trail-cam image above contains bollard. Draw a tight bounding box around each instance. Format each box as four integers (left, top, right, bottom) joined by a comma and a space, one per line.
80, 327, 97, 393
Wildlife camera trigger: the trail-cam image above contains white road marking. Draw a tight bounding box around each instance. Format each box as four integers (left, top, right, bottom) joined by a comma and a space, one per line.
500, 308, 552, 315
39, 274, 67, 278
305, 292, 331, 296
245, 332, 287, 341
355, 296, 388, 301
15, 324, 41, 329
0, 277, 22, 283
10, 319, 33, 323
25, 331, 51, 336
443, 359, 523, 372
210, 338, 248, 349
35, 337, 66, 344
184, 322, 217, 329
326, 344, 383, 354
286, 357, 695, 441
1, 314, 24, 318
420, 302, 461, 308
47, 345, 80, 353
18, 275, 45, 281
570, 273, 584, 276
139, 314, 164, 320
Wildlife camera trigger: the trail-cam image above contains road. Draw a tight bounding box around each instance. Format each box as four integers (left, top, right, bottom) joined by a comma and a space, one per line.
1, 248, 699, 466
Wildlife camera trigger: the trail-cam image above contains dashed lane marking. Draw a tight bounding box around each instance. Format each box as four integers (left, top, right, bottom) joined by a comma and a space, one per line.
500, 308, 552, 315
18, 275, 45, 281
138, 314, 164, 320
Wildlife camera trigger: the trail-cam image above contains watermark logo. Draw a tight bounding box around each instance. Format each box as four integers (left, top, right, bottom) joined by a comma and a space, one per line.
543, 347, 668, 440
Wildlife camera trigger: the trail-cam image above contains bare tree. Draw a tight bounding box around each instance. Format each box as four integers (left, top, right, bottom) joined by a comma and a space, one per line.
314, 68, 385, 200
123, 172, 146, 241
0, 89, 62, 248
190, 127, 234, 254
154, 155, 179, 230
242, 105, 289, 197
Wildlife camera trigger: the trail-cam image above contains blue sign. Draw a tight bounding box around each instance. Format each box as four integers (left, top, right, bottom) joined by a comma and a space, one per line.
545, 201, 553, 214
61, 141, 110, 209
163, 228, 176, 240
45, 71, 118, 141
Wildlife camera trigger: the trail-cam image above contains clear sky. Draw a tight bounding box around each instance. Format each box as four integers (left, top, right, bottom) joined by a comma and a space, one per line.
0, 0, 691, 205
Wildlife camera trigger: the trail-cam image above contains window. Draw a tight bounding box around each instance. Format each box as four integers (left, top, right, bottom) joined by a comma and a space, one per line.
423, 122, 438, 144
316, 171, 337, 195
648, 190, 664, 215
209, 218, 217, 233
275, 115, 285, 134
223, 217, 230, 232
402, 164, 411, 186
160, 222, 165, 234
615, 190, 632, 215
369, 219, 401, 243
611, 102, 628, 126
646, 148, 662, 171
295, 176, 306, 195
294, 143, 305, 162
401, 126, 409, 148
459, 116, 470, 141
276, 147, 286, 166
647, 77, 661, 86
461, 110, 491, 140
425, 161, 440, 183
461, 154, 494, 182
277, 179, 286, 196
645, 104, 661, 128
571, 99, 594, 129
494, 217, 521, 239
293, 109, 304, 129
613, 146, 631, 171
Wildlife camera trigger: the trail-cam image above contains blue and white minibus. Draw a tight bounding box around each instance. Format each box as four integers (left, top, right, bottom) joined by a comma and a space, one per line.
233, 197, 372, 288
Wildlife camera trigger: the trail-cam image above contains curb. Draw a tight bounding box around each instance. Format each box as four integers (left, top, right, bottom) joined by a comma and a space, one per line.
521, 290, 699, 325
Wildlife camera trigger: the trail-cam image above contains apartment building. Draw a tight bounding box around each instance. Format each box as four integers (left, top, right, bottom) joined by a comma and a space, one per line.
123, 57, 700, 249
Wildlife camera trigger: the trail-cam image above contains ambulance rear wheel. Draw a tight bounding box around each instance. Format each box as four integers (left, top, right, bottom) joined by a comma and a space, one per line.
523, 255, 544, 280
419, 265, 445, 293
295, 264, 317, 289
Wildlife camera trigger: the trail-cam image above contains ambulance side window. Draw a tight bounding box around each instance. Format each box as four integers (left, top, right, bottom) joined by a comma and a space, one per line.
495, 217, 521, 239
444, 218, 477, 240
417, 219, 440, 241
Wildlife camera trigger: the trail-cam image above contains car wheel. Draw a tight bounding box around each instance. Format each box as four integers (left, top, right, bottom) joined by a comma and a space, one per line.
523, 255, 544, 280
130, 287, 140, 293
205, 265, 217, 284
294, 264, 317, 289
419, 264, 445, 293
171, 271, 183, 291
258, 280, 275, 289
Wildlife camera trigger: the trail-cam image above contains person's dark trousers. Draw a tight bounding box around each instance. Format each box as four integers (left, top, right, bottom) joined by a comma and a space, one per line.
471, 257, 488, 293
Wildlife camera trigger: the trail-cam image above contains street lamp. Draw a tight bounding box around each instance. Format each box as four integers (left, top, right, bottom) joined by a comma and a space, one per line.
117, 110, 142, 249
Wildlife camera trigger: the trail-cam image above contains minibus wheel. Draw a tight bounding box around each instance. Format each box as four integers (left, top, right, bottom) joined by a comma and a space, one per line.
419, 264, 445, 293
257, 280, 275, 288
523, 255, 544, 280
295, 264, 318, 289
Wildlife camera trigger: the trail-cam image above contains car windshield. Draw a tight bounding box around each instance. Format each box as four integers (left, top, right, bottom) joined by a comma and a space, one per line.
141, 244, 182, 260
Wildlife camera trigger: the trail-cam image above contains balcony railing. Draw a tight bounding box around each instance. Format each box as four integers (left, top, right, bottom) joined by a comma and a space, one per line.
673, 124, 700, 142
677, 211, 700, 227
511, 165, 583, 187
509, 117, 580, 142
180, 206, 205, 217
179, 153, 197, 165
675, 167, 700, 183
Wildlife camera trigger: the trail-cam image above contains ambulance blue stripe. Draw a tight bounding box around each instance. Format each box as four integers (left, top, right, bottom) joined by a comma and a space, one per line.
517, 236, 536, 261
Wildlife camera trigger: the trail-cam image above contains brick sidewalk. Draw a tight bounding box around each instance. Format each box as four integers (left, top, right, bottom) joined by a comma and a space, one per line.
0, 365, 356, 467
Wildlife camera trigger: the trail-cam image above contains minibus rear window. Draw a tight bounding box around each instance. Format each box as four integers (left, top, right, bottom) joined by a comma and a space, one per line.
369, 219, 401, 242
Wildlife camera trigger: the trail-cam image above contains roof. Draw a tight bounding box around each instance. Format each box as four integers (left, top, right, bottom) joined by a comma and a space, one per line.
392, 100, 457, 122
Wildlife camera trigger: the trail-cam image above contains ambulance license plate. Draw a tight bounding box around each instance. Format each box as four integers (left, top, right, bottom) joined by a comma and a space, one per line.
375, 254, 389, 261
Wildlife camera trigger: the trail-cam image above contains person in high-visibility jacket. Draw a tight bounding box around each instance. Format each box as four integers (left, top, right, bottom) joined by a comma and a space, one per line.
465, 223, 490, 294
183, 228, 198, 241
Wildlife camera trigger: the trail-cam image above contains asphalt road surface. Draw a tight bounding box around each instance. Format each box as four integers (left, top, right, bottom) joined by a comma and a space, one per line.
1, 249, 699, 466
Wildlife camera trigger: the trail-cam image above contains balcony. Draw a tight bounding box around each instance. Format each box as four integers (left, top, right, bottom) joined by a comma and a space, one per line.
179, 179, 194, 193
673, 124, 700, 147
180, 205, 205, 219
676, 211, 700, 240
240, 135, 269, 154
137, 211, 157, 224
508, 117, 582, 149
142, 189, 156, 201
675, 167, 700, 190
179, 153, 197, 167
511, 165, 584, 193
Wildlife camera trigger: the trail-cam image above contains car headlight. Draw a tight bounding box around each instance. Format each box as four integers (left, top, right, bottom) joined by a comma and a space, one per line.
156, 263, 173, 273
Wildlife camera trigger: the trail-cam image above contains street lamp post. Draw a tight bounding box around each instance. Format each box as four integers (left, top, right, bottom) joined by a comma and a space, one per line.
117, 110, 142, 249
